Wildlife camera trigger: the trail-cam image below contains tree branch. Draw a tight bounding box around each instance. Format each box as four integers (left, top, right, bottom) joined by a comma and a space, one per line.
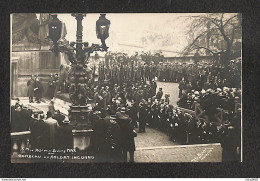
194, 46, 215, 54
223, 14, 239, 27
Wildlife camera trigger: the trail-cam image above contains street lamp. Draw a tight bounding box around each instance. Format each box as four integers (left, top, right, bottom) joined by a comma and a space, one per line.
96, 14, 111, 51
48, 14, 62, 55
50, 13, 111, 128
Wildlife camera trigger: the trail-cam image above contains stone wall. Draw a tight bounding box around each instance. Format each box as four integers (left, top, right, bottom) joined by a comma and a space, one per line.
11, 50, 61, 97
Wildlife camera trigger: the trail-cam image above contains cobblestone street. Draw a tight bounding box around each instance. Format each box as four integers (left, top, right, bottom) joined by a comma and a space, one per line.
133, 127, 221, 162
134, 127, 177, 148
134, 143, 222, 162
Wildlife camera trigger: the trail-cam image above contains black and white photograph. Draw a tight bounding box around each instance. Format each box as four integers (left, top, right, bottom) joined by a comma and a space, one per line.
10, 13, 242, 163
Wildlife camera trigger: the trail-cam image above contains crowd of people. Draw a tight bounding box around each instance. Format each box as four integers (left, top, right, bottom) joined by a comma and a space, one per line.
20, 51, 242, 162
88, 84, 241, 161
95, 51, 163, 85
178, 59, 241, 121
11, 99, 73, 152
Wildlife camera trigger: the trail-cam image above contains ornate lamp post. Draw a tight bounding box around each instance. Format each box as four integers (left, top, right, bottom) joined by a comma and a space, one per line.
96, 14, 111, 51
49, 13, 111, 128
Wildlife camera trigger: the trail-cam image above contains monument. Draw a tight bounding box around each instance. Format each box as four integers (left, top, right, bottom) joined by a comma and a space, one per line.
11, 13, 68, 98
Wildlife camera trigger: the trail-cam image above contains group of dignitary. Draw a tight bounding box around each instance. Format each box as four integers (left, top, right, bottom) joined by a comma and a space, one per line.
28, 72, 66, 103
27, 75, 44, 103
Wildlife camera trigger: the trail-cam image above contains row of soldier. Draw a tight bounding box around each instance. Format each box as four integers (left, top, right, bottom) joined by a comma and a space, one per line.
96, 51, 163, 84
98, 52, 240, 87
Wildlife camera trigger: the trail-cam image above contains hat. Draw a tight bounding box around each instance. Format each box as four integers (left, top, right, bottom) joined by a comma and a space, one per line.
62, 119, 71, 124
194, 91, 200, 95
120, 107, 126, 113
216, 88, 222, 92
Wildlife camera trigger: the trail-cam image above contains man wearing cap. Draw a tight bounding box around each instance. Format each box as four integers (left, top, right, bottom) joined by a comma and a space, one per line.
116, 107, 136, 162
103, 110, 122, 162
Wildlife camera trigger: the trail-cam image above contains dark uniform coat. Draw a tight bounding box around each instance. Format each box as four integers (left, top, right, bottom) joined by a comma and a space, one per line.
116, 112, 136, 152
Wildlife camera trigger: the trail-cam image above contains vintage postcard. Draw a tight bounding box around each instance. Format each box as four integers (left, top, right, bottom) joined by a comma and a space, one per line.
10, 13, 241, 163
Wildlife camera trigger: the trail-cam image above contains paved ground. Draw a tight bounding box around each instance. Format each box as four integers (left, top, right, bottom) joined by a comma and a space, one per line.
134, 127, 177, 148
156, 81, 179, 106
132, 126, 221, 162
134, 143, 222, 162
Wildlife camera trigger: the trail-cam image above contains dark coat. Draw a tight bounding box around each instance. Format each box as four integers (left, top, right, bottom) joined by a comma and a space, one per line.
30, 119, 49, 149
27, 79, 35, 97
34, 80, 44, 99
156, 90, 163, 100
12, 109, 31, 132
105, 117, 121, 152
92, 118, 108, 152
116, 112, 135, 152
56, 124, 73, 149
52, 113, 65, 125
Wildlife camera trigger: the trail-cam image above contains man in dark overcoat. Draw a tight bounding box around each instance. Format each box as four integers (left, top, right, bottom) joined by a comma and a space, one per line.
138, 103, 147, 133
116, 107, 136, 162
34, 78, 44, 103
27, 75, 35, 103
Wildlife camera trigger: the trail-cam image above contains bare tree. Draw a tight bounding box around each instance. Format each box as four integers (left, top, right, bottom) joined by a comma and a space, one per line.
183, 13, 241, 66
